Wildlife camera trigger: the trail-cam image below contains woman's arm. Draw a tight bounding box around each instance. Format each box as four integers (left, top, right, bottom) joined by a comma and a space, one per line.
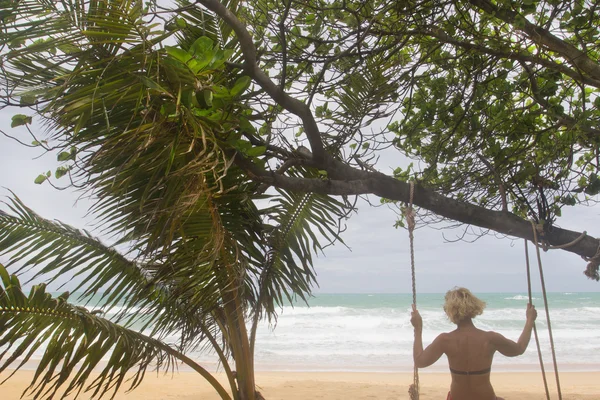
492, 303, 537, 357
411, 304, 445, 368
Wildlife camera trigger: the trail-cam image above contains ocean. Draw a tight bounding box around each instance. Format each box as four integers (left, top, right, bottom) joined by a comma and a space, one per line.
27, 292, 600, 373
248, 292, 600, 372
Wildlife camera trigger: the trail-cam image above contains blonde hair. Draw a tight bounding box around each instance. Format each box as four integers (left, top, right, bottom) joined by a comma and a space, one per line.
443, 287, 486, 324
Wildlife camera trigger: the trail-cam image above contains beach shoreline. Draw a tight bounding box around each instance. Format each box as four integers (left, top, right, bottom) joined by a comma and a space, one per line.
2, 370, 598, 399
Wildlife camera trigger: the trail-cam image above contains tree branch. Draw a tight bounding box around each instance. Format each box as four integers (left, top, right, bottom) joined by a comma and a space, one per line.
235, 151, 600, 264
470, 0, 600, 82
195, 0, 327, 163
389, 26, 600, 89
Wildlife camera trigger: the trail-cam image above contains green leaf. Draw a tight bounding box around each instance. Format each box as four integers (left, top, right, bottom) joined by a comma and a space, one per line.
190, 36, 214, 57
246, 146, 267, 157
181, 88, 194, 108
239, 117, 256, 134
234, 139, 252, 152
57, 151, 73, 161
19, 94, 36, 105
57, 43, 80, 54
9, 37, 25, 48
231, 76, 251, 97
34, 174, 47, 184
212, 85, 231, 99
175, 17, 187, 29
160, 102, 177, 116
196, 89, 213, 108
211, 49, 229, 69
166, 46, 192, 64
11, 114, 32, 128
55, 166, 70, 179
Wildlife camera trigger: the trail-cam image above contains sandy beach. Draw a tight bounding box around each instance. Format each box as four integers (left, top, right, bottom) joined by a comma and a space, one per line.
2, 370, 597, 399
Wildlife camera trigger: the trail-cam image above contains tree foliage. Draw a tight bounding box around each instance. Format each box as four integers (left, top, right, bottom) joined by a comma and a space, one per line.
0, 1, 348, 399
235, 0, 600, 221
194, 0, 600, 273
0, 0, 599, 397
3, 1, 599, 259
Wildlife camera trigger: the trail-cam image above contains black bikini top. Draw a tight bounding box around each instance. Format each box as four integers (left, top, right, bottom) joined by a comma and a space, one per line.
449, 367, 491, 376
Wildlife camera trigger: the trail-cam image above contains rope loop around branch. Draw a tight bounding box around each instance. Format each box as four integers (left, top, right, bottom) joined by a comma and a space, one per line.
581, 240, 600, 262
529, 222, 599, 280
530, 223, 587, 251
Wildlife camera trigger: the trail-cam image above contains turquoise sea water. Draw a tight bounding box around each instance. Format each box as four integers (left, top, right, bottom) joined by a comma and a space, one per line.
34, 292, 600, 373
247, 292, 600, 372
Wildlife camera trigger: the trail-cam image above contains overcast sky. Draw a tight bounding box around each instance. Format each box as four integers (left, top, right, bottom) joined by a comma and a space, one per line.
1, 107, 599, 294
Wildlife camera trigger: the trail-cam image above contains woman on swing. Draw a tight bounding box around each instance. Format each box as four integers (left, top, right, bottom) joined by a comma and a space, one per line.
411, 287, 537, 400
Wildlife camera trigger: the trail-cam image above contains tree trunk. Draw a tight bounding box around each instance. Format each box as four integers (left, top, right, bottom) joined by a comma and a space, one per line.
222, 291, 256, 400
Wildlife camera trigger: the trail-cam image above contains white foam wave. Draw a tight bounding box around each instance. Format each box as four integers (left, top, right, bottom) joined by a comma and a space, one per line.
279, 306, 351, 316
504, 295, 537, 300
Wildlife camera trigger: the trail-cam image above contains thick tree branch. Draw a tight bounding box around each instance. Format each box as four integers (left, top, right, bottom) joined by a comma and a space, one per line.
235, 152, 600, 264
470, 0, 600, 82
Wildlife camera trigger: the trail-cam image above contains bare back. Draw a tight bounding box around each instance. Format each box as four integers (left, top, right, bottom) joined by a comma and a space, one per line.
443, 326, 497, 400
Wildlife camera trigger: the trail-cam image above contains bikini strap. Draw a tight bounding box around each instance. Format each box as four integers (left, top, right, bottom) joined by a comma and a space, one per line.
449, 367, 491, 376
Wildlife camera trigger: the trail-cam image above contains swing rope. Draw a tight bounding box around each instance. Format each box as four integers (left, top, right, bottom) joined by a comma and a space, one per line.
524, 239, 551, 400
406, 181, 419, 400
527, 221, 563, 400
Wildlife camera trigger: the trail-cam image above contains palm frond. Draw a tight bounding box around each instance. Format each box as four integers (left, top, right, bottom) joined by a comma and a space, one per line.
0, 0, 156, 97
0, 193, 227, 345
0, 194, 243, 399
173, 0, 241, 52
265, 190, 347, 309
0, 263, 218, 400
252, 168, 350, 325
0, 194, 150, 309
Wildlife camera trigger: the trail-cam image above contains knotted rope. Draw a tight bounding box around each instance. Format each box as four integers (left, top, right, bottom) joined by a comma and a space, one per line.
405, 181, 419, 400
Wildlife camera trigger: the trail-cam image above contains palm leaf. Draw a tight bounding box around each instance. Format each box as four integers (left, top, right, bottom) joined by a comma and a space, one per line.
263, 188, 347, 311
173, 0, 241, 51
0, 263, 230, 400
0, 194, 152, 311
0, 193, 233, 346
248, 169, 350, 352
